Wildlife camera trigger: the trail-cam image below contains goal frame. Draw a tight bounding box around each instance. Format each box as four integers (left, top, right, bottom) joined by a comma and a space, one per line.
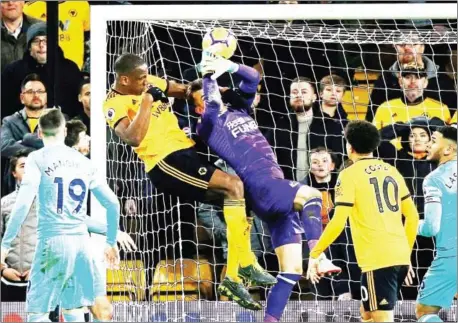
89, 2, 457, 256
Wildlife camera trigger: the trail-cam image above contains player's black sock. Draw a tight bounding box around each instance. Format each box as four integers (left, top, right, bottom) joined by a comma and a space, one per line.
264, 273, 301, 322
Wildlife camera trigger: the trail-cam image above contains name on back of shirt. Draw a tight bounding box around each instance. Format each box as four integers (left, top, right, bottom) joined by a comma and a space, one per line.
445, 172, 457, 189
44, 159, 81, 176
364, 163, 390, 175
226, 116, 258, 138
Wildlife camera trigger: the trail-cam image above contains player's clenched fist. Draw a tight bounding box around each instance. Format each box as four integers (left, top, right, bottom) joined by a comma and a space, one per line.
104, 244, 120, 270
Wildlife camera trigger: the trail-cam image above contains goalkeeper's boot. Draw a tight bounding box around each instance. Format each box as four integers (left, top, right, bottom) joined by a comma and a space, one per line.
238, 262, 277, 288
318, 257, 342, 277
218, 277, 262, 311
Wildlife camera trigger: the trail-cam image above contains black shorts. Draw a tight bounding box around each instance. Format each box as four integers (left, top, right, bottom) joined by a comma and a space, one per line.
148, 148, 217, 203
361, 265, 408, 311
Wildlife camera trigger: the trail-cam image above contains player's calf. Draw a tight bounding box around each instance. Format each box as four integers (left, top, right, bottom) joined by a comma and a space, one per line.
90, 296, 113, 322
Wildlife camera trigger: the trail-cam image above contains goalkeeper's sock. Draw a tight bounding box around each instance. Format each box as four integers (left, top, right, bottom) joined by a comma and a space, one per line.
239, 216, 256, 268
223, 199, 247, 281
418, 314, 443, 322
264, 273, 301, 322
300, 197, 323, 243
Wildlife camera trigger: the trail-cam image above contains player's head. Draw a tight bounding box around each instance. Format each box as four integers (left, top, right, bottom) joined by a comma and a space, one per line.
20, 73, 47, 111
345, 120, 381, 159
309, 147, 336, 181
289, 77, 316, 113
187, 79, 205, 115
65, 119, 90, 156
38, 108, 66, 142
319, 74, 346, 108
78, 76, 91, 116
398, 63, 428, 102
426, 125, 457, 162
10, 149, 31, 185
114, 53, 148, 96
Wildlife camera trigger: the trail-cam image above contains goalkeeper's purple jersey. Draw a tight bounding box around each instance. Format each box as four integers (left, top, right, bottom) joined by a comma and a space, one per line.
196, 76, 284, 188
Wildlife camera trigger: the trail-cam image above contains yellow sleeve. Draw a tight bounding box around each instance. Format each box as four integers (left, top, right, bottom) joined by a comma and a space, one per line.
310, 206, 348, 258
373, 104, 390, 130
147, 75, 168, 93
81, 1, 90, 31
334, 171, 356, 207
103, 97, 129, 129
23, 1, 46, 21
310, 171, 353, 258
398, 171, 419, 251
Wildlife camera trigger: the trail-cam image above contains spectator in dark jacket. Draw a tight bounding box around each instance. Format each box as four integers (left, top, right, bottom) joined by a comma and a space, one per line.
75, 76, 91, 135
1, 22, 82, 119
1, 74, 46, 195
366, 38, 457, 122
1, 1, 40, 72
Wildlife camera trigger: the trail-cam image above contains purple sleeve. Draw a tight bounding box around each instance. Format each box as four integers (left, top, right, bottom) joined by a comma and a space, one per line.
198, 76, 222, 139
235, 65, 260, 94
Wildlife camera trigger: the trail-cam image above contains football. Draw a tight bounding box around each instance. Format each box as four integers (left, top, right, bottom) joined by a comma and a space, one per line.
202, 27, 237, 59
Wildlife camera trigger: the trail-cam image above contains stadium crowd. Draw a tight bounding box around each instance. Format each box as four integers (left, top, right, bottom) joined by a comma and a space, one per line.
1, 0, 457, 314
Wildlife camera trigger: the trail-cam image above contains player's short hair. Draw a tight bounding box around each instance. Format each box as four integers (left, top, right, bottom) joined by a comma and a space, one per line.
345, 120, 381, 154
319, 74, 347, 93
186, 78, 203, 102
291, 76, 315, 93
436, 125, 457, 144
65, 119, 87, 147
39, 108, 66, 137
21, 73, 45, 91
114, 53, 146, 75
9, 149, 31, 174
78, 75, 90, 94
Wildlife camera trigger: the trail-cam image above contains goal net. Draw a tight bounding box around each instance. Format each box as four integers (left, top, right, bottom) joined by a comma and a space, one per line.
90, 3, 457, 322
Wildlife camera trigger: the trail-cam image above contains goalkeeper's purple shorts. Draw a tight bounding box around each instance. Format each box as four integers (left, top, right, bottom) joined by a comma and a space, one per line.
246, 176, 304, 249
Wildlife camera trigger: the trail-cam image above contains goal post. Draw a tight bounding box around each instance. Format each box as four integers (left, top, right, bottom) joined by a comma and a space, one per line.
90, 3, 457, 322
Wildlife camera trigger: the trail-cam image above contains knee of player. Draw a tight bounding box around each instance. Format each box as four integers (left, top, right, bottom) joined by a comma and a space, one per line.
359, 305, 372, 321
415, 304, 438, 320
225, 175, 244, 199
294, 186, 322, 210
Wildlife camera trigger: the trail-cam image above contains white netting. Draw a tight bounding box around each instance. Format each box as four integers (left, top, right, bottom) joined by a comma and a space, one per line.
104, 18, 457, 322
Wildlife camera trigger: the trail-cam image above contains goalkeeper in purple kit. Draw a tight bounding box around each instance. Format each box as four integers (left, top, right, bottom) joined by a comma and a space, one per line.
188, 46, 341, 321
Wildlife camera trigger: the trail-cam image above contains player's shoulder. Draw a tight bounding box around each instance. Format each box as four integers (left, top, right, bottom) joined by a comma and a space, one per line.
424, 97, 446, 108
104, 90, 133, 110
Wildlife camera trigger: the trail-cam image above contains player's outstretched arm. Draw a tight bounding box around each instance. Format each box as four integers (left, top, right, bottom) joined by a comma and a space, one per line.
114, 88, 155, 147
84, 216, 137, 252
417, 176, 441, 237
1, 155, 40, 262
91, 184, 120, 247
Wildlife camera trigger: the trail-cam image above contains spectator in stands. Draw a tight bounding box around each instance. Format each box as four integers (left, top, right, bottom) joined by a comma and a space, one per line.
24, 0, 91, 70
1, 22, 82, 118
367, 37, 457, 121
307, 147, 360, 301
271, 76, 316, 181
65, 119, 90, 157
373, 64, 452, 131
1, 1, 40, 73
309, 74, 348, 165
1, 149, 35, 302
1, 74, 48, 195
75, 76, 91, 134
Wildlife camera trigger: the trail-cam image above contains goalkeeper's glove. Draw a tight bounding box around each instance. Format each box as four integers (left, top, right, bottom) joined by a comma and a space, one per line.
200, 44, 239, 80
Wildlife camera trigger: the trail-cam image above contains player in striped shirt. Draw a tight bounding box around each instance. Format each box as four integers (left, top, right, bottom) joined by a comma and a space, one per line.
1, 109, 120, 322
405, 126, 457, 323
